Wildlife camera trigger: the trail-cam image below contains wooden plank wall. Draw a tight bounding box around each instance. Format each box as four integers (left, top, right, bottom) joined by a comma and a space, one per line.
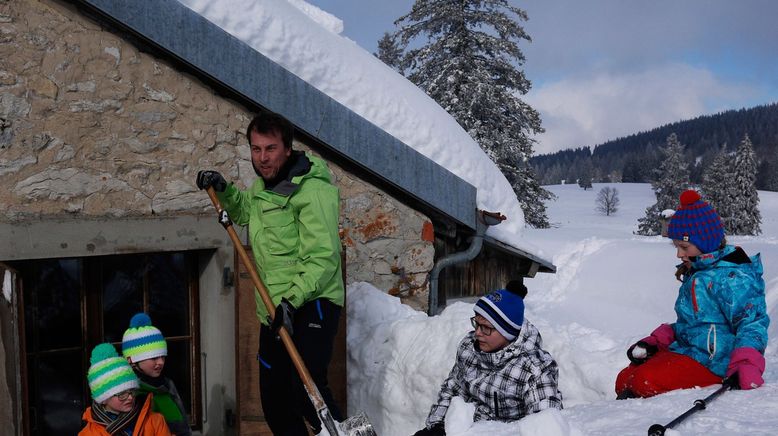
434, 236, 529, 306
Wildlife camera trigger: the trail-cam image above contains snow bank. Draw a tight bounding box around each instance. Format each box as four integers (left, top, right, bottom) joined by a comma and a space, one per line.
346, 184, 778, 435
346, 282, 586, 435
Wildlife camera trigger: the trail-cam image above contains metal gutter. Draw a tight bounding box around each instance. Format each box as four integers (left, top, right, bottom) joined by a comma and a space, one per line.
428, 211, 506, 315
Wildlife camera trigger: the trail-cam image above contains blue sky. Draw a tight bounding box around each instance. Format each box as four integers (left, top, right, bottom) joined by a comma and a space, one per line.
305, 0, 778, 155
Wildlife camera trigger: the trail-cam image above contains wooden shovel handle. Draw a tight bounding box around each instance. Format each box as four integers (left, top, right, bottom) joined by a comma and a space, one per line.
204, 186, 328, 411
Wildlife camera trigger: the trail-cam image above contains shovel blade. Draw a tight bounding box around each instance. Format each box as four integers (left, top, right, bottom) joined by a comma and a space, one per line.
339, 411, 378, 436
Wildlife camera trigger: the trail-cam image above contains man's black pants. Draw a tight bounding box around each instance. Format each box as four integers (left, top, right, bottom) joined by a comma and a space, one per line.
258, 298, 343, 435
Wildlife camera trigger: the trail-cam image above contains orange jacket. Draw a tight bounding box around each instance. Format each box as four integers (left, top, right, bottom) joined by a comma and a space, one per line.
79, 394, 172, 436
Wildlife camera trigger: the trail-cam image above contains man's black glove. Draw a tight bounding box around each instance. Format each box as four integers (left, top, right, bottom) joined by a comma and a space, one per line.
270, 297, 295, 339
627, 341, 658, 365
412, 423, 445, 436
196, 170, 227, 192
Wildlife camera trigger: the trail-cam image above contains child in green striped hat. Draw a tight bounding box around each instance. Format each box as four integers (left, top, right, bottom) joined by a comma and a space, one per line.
80, 343, 171, 435
123, 313, 192, 436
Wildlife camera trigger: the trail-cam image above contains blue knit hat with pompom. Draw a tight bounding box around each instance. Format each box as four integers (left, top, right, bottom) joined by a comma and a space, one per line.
473, 288, 525, 341
667, 190, 725, 254
122, 313, 167, 363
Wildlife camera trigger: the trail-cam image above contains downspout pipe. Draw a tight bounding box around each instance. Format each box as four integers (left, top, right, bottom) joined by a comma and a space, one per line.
428, 210, 506, 315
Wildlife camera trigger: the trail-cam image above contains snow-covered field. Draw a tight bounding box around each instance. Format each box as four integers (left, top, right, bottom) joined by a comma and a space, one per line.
347, 183, 778, 436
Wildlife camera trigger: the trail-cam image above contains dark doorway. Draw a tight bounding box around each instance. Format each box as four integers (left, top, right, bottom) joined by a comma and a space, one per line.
10, 251, 200, 435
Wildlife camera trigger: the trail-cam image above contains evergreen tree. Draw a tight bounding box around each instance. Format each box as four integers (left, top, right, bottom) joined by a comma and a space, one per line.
592, 166, 603, 183
578, 159, 593, 190
729, 134, 761, 235
636, 133, 689, 235
761, 146, 778, 191
756, 158, 772, 191
374, 32, 403, 72
509, 160, 554, 228
388, 0, 550, 227
543, 163, 563, 185
769, 148, 778, 191
621, 157, 642, 183
700, 145, 734, 232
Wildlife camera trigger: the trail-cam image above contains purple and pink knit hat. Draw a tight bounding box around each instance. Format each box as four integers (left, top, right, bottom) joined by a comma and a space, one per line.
666, 190, 725, 254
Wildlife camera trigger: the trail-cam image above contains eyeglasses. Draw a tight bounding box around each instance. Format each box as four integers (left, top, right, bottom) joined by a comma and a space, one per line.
114, 389, 138, 401
470, 317, 495, 336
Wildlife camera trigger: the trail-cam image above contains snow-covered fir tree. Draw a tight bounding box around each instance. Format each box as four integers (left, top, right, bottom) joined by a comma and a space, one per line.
386, 0, 551, 227
636, 133, 690, 235
578, 159, 594, 190
507, 160, 552, 226
768, 147, 778, 191
730, 134, 762, 235
701, 144, 734, 232
374, 32, 403, 72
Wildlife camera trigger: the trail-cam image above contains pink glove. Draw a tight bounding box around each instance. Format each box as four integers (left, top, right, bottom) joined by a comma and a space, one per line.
725, 347, 766, 390
640, 323, 675, 350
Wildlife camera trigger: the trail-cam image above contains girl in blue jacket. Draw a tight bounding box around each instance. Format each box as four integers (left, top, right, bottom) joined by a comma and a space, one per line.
616, 190, 769, 398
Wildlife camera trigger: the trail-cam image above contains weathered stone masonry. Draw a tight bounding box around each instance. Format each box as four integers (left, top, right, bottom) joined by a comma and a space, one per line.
0, 0, 433, 307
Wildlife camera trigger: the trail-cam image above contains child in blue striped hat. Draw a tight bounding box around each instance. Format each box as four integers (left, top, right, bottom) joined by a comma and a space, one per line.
80, 343, 170, 435
413, 280, 562, 436
123, 313, 192, 436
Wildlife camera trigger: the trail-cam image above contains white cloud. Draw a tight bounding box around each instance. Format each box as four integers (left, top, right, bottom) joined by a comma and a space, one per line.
525, 63, 760, 155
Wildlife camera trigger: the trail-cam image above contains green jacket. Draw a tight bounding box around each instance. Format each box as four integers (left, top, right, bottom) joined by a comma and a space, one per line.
138, 377, 191, 436
218, 152, 344, 324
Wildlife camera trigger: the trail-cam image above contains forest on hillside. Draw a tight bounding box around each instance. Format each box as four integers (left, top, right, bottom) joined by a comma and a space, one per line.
530, 103, 778, 191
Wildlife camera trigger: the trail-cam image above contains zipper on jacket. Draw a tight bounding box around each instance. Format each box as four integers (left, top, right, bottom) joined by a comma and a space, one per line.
690, 278, 699, 313
493, 392, 500, 418
707, 324, 716, 360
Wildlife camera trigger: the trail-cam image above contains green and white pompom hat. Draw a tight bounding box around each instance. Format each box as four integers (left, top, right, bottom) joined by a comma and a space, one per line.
87, 343, 140, 403
122, 312, 168, 363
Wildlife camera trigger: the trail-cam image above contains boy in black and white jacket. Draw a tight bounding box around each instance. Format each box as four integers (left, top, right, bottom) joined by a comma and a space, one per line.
414, 281, 563, 436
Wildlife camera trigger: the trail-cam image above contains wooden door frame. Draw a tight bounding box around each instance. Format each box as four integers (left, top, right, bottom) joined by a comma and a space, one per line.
1, 262, 26, 436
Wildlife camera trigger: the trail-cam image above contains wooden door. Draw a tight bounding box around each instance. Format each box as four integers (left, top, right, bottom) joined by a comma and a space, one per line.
234, 247, 347, 435
1, 262, 24, 436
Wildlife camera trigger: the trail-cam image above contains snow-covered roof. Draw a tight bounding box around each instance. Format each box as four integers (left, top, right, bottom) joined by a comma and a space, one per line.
77, 0, 552, 269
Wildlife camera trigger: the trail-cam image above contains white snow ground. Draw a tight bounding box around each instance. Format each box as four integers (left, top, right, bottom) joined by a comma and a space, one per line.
347, 183, 778, 436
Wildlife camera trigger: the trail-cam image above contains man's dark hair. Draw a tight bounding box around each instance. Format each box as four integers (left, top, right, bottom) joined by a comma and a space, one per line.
246, 110, 294, 149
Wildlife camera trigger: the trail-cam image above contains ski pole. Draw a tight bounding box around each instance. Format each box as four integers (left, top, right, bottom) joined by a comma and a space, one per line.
647, 382, 732, 436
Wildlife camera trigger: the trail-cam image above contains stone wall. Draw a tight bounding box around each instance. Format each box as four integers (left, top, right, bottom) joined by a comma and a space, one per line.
0, 0, 432, 306
337, 172, 434, 309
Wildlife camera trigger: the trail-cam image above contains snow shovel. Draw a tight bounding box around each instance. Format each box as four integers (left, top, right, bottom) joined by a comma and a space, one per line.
647, 381, 733, 435
204, 186, 377, 436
